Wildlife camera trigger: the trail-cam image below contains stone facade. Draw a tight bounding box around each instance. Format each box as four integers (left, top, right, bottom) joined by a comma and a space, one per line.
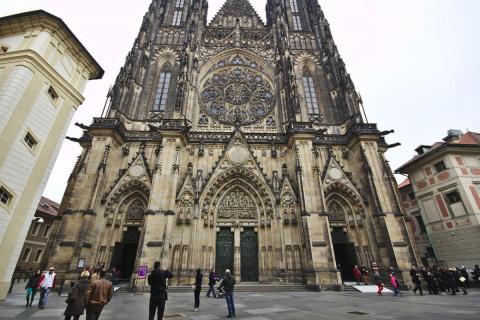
397, 130, 480, 267
47, 0, 416, 289
0, 10, 103, 299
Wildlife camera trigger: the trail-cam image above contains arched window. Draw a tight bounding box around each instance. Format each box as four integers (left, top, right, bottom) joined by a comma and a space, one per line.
153, 64, 172, 111
172, 1, 184, 26
302, 68, 319, 114
290, 0, 299, 13
175, 0, 185, 7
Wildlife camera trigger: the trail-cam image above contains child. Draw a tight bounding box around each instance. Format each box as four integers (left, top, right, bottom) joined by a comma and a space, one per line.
390, 272, 400, 296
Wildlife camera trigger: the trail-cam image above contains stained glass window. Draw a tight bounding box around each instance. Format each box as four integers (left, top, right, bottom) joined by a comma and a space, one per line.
154, 65, 172, 111
302, 70, 319, 114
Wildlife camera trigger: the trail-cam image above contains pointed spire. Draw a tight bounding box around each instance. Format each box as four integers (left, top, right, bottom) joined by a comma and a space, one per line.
210, 0, 264, 28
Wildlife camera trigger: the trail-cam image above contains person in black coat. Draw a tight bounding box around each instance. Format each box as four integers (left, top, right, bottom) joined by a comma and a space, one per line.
220, 269, 236, 318
64, 271, 90, 320
192, 269, 203, 312
426, 270, 438, 295
148, 261, 173, 320
206, 268, 217, 298
410, 266, 423, 295
25, 270, 41, 307
446, 268, 457, 295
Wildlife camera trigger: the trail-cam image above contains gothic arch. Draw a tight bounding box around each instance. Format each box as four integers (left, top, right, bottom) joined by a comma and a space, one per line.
115, 191, 148, 222
324, 181, 365, 215
199, 166, 275, 224
104, 180, 150, 218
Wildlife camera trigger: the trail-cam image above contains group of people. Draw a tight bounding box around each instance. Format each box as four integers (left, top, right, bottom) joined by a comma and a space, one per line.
147, 263, 237, 320
410, 265, 475, 296
25, 266, 114, 320
352, 263, 479, 297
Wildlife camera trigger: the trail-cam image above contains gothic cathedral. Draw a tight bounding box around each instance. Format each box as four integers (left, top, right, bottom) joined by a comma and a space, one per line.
48, 0, 416, 288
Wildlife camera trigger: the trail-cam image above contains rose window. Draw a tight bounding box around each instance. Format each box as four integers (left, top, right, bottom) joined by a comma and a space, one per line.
200, 66, 275, 125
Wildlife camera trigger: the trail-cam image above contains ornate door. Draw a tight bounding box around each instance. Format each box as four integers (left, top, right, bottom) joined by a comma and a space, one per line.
216, 228, 234, 278
241, 228, 259, 282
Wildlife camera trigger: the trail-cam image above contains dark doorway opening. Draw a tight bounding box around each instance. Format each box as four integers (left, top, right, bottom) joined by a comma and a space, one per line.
110, 227, 140, 279
331, 227, 357, 282
240, 228, 259, 282
216, 227, 234, 278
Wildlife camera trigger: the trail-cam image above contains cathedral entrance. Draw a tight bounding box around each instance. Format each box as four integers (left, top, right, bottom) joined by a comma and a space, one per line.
240, 228, 259, 282
331, 227, 357, 282
110, 226, 140, 279
216, 228, 234, 278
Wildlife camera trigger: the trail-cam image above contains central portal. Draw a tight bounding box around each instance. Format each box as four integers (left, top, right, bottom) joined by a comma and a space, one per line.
241, 228, 259, 282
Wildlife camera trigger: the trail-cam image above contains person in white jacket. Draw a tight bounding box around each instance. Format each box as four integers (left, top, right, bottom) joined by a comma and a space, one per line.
38, 267, 56, 309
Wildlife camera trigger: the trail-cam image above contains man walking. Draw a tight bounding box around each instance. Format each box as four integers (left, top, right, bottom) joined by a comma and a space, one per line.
206, 268, 218, 298
84, 270, 113, 320
410, 266, 423, 295
221, 269, 236, 318
148, 261, 173, 320
38, 267, 56, 309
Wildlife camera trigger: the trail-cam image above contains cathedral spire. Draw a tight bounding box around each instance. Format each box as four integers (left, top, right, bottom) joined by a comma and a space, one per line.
210, 0, 265, 28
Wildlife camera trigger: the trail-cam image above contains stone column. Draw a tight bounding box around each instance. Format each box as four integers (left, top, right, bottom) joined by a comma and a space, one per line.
234, 226, 241, 282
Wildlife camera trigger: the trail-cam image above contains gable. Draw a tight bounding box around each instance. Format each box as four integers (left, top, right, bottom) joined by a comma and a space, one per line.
210, 0, 265, 29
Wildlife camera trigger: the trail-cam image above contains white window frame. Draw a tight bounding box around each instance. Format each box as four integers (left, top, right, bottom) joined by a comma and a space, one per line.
302, 76, 320, 114
31, 221, 41, 236
21, 248, 32, 262
153, 67, 172, 112
22, 128, 40, 156
0, 184, 14, 209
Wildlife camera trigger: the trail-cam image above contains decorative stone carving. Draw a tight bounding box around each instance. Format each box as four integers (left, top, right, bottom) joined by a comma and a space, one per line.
217, 187, 257, 219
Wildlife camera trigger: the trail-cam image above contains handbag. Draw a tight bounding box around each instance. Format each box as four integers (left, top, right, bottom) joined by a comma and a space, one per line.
459, 276, 466, 282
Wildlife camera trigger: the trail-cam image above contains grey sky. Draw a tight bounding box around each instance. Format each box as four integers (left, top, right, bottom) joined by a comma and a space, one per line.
1, 0, 479, 202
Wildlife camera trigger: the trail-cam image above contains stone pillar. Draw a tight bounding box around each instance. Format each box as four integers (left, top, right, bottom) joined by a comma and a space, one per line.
234, 226, 241, 282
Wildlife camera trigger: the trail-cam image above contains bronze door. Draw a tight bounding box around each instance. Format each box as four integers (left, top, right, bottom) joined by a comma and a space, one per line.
241, 228, 259, 282
216, 228, 234, 278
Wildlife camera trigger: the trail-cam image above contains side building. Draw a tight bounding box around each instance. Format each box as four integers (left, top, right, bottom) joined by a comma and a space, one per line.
396, 130, 480, 267
14, 197, 60, 278
0, 10, 103, 299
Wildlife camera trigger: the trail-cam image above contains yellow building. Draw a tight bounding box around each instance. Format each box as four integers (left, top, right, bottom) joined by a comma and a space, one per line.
0, 10, 103, 300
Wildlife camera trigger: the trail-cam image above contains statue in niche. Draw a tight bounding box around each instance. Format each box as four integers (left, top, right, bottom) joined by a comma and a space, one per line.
272, 171, 280, 198
195, 170, 204, 200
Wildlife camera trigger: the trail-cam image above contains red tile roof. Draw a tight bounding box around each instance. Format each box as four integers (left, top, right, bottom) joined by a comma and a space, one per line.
398, 178, 411, 189
36, 196, 59, 217
458, 131, 480, 145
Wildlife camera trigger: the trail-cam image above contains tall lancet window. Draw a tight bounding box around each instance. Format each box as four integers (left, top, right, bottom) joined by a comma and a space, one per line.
302, 69, 320, 114
154, 64, 172, 111
290, 0, 299, 13
172, 0, 184, 26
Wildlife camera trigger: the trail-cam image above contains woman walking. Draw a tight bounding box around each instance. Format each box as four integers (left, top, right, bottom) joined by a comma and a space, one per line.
390, 272, 400, 296
374, 270, 383, 296
64, 271, 90, 320
192, 269, 203, 312
25, 270, 41, 307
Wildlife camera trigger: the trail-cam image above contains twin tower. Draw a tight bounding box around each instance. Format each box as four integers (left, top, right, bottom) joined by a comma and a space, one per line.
48, 0, 416, 288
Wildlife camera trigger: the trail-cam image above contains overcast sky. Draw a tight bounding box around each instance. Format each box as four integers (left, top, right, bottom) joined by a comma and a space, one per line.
1, 0, 479, 203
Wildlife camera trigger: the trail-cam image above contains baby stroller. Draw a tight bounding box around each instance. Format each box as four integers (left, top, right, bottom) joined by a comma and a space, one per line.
215, 279, 226, 298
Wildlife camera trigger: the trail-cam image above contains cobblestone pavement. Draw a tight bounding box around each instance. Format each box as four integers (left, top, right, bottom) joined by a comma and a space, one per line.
1, 290, 479, 320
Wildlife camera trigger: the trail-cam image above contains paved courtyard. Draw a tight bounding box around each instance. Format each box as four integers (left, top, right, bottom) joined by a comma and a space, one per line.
0, 290, 479, 320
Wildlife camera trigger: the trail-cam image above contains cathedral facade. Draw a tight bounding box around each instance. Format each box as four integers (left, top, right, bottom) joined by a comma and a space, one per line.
48, 0, 416, 288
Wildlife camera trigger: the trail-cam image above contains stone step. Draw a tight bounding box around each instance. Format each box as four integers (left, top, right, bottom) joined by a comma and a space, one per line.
118, 283, 310, 294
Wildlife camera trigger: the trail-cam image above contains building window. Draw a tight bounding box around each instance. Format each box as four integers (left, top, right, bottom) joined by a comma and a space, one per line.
302, 70, 319, 114
175, 0, 185, 7
434, 160, 447, 173
172, 10, 183, 26
292, 15, 302, 31
42, 225, 52, 238
416, 215, 427, 233
408, 192, 415, 201
444, 190, 467, 216
21, 248, 32, 262
426, 247, 436, 259
31, 222, 40, 236
0, 186, 13, 206
290, 0, 299, 13
24, 132, 38, 150
153, 65, 172, 111
34, 250, 43, 263
47, 86, 59, 101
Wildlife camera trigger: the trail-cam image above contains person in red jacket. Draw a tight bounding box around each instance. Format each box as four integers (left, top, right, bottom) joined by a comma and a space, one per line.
352, 265, 362, 285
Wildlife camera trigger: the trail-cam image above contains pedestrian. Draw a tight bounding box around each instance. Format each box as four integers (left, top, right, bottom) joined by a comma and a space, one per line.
25, 269, 41, 307
352, 265, 361, 285
64, 271, 90, 320
148, 261, 173, 320
460, 266, 470, 288
38, 267, 56, 309
426, 269, 438, 294
206, 268, 218, 298
455, 267, 468, 295
220, 269, 236, 318
390, 272, 400, 296
360, 265, 369, 285
433, 267, 446, 295
373, 269, 383, 296
410, 266, 423, 295
446, 268, 457, 295
90, 268, 100, 282
84, 269, 113, 320
472, 265, 480, 284
192, 269, 203, 312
